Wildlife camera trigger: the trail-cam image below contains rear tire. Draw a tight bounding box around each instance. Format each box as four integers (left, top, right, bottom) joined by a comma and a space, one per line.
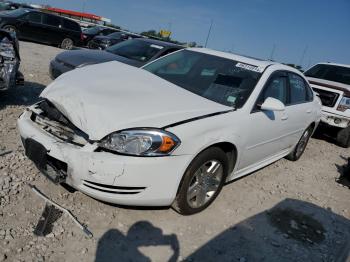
60, 38, 74, 50
87, 40, 94, 49
336, 126, 350, 148
172, 147, 229, 215
286, 126, 313, 161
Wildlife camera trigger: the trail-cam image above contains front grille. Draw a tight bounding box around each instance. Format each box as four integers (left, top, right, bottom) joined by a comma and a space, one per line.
31, 100, 89, 146
83, 180, 146, 195
313, 88, 339, 107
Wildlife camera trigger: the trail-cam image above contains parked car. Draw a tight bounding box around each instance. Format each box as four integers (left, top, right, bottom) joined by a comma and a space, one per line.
81, 26, 118, 47
0, 9, 82, 49
49, 38, 183, 79
0, 29, 22, 91
0, 2, 34, 12
87, 31, 141, 50
18, 49, 321, 215
305, 63, 350, 147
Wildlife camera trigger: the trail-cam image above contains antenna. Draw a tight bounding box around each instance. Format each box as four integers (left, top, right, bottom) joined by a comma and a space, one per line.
269, 44, 276, 61
204, 19, 213, 48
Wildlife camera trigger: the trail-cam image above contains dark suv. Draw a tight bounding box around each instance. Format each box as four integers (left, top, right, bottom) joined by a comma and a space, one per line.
0, 9, 82, 49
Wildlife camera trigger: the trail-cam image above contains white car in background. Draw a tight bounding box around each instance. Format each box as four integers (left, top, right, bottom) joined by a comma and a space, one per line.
305, 63, 350, 147
18, 49, 321, 215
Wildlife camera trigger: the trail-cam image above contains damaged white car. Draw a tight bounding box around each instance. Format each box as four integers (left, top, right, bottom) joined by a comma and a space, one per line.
18, 49, 321, 215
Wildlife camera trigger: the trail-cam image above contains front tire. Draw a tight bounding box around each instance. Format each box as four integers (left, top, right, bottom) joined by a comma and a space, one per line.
336, 126, 350, 148
60, 38, 74, 50
172, 147, 229, 215
286, 126, 313, 161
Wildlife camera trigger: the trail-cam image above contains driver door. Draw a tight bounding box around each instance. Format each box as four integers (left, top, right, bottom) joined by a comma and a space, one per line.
238, 71, 291, 169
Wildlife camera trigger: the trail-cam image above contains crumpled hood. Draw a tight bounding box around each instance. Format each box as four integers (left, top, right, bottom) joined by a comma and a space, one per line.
40, 61, 230, 140
56, 50, 142, 68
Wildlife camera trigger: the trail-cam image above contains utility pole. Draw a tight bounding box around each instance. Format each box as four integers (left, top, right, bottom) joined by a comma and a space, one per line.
299, 45, 308, 68
269, 44, 276, 61
204, 19, 213, 48
82, 0, 86, 14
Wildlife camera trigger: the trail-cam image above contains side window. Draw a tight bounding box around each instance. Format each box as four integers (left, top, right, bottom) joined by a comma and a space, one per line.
305, 81, 314, 102
43, 14, 61, 27
26, 12, 42, 23
256, 73, 288, 108
289, 73, 308, 104
63, 19, 80, 31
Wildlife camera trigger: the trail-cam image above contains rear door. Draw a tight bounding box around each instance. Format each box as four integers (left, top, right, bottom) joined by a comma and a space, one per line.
19, 12, 44, 41
284, 72, 315, 147
41, 14, 62, 45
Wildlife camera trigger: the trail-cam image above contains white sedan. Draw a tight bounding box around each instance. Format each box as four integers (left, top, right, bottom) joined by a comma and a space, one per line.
18, 48, 321, 215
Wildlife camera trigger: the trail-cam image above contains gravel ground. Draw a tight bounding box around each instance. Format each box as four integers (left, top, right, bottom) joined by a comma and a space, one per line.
0, 41, 350, 262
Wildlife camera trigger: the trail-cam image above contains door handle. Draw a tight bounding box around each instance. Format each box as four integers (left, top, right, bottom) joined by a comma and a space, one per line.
306, 109, 312, 114
281, 114, 288, 120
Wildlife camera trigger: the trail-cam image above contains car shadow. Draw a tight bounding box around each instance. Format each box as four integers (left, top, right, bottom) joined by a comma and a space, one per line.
0, 81, 45, 110
95, 221, 180, 262
94, 199, 350, 262
186, 198, 350, 262
336, 156, 350, 189
312, 124, 339, 146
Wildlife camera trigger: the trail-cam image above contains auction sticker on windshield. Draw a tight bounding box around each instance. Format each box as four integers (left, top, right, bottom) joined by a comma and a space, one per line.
236, 62, 264, 73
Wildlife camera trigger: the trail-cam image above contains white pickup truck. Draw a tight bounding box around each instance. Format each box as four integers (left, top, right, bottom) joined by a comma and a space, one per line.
305, 63, 350, 147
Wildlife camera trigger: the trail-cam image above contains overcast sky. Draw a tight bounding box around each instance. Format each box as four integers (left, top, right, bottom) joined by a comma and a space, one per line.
17, 0, 350, 68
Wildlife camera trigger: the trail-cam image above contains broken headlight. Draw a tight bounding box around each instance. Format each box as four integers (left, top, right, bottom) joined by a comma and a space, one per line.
99, 129, 180, 156
0, 37, 15, 59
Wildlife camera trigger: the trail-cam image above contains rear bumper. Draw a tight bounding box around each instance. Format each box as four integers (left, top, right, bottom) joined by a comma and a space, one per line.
320, 110, 350, 128
17, 109, 192, 206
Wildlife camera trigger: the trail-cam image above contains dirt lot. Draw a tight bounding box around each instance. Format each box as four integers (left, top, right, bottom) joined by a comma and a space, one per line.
0, 41, 350, 262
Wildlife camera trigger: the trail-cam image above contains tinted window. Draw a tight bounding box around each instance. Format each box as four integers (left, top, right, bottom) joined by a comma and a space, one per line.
43, 14, 61, 27
26, 12, 42, 23
289, 73, 308, 104
305, 64, 350, 85
257, 74, 288, 106
106, 40, 164, 62
143, 50, 262, 108
63, 19, 80, 31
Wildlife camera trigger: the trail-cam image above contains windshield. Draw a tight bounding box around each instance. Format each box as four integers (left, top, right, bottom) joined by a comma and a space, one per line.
108, 32, 124, 39
84, 26, 101, 35
305, 64, 350, 85
3, 8, 30, 17
143, 50, 262, 108
106, 40, 163, 62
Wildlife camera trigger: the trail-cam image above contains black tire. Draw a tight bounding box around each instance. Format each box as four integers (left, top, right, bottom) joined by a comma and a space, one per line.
172, 147, 229, 215
3, 25, 17, 35
87, 40, 94, 49
336, 126, 350, 148
60, 38, 74, 50
286, 126, 313, 161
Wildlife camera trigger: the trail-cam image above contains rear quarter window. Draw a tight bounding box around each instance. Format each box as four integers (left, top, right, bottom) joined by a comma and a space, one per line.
43, 14, 61, 27
62, 19, 81, 32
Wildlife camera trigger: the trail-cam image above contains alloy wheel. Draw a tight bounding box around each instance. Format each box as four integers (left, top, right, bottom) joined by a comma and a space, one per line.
186, 160, 223, 209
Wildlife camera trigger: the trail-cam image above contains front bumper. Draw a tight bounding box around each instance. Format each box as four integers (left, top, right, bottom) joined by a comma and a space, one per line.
320, 110, 350, 129
18, 109, 192, 206
49, 59, 74, 80
88, 40, 109, 50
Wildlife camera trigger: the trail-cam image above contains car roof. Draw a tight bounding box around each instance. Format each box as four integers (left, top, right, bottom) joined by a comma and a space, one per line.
135, 38, 183, 48
314, 62, 350, 69
188, 48, 277, 70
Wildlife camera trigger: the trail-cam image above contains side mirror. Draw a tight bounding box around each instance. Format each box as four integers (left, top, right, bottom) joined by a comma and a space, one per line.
260, 97, 285, 111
